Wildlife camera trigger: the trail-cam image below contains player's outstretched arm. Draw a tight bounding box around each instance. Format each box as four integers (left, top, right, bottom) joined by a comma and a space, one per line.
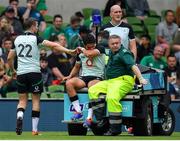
42, 40, 77, 55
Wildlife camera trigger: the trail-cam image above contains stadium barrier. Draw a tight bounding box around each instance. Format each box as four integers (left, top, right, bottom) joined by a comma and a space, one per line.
0, 99, 179, 131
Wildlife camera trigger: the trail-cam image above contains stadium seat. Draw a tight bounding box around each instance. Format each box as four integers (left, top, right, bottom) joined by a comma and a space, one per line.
149, 9, 161, 20
143, 17, 160, 25
82, 8, 93, 20
149, 9, 158, 16
131, 25, 145, 37
0, 5, 5, 15
83, 19, 92, 28
102, 16, 111, 25
146, 25, 156, 33
127, 16, 142, 25
149, 32, 156, 44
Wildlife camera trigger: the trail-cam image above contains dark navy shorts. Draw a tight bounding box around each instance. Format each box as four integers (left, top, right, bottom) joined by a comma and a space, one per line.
79, 76, 103, 86
17, 72, 43, 94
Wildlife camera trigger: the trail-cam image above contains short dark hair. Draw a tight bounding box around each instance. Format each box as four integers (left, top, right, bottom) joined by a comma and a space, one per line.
5, 6, 14, 13
53, 14, 63, 22
40, 56, 48, 62
98, 30, 109, 39
23, 18, 37, 30
79, 25, 91, 34
49, 35, 58, 42
82, 33, 96, 45
140, 34, 151, 41
9, 0, 19, 3
70, 15, 81, 24
165, 9, 174, 17
2, 37, 13, 43
75, 11, 84, 18
167, 54, 176, 59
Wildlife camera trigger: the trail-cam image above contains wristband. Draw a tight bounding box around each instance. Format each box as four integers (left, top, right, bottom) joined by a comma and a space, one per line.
81, 48, 85, 52
139, 76, 144, 81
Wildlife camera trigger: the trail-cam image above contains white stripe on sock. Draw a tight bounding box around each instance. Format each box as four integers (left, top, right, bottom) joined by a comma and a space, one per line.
72, 100, 81, 113
17, 111, 24, 119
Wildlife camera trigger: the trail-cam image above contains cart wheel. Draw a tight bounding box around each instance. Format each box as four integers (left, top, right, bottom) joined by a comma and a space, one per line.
153, 108, 175, 136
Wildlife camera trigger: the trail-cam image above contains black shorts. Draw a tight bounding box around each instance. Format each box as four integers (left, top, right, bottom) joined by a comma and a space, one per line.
79, 76, 103, 86
17, 72, 43, 94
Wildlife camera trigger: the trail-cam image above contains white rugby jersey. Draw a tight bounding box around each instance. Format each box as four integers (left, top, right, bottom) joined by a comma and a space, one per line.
12, 32, 44, 75
101, 22, 135, 50
76, 45, 106, 78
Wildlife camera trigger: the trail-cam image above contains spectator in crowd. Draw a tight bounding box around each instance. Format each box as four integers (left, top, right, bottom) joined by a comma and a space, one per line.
48, 35, 72, 83
0, 16, 13, 47
43, 14, 65, 40
164, 54, 180, 100
0, 0, 23, 22
7, 18, 76, 135
103, 0, 127, 17
40, 48, 47, 58
40, 56, 52, 98
35, 0, 48, 16
88, 35, 147, 136
68, 25, 91, 50
8, 0, 23, 22
101, 5, 137, 60
98, 30, 109, 48
1, 37, 13, 69
156, 10, 178, 57
140, 45, 167, 70
173, 7, 180, 65
75, 11, 84, 25
173, 27, 180, 65
3, 6, 23, 35
65, 15, 81, 44
0, 57, 13, 98
21, 0, 46, 32
0, 37, 17, 97
126, 0, 150, 20
64, 33, 106, 125
57, 34, 68, 48
136, 34, 153, 63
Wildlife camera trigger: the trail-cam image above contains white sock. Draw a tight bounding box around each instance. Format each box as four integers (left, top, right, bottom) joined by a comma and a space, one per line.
32, 117, 39, 132
72, 100, 81, 113
87, 108, 93, 119
17, 111, 24, 119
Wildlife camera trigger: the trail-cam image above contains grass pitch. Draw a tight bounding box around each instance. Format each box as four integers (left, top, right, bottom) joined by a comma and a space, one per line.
0, 132, 180, 140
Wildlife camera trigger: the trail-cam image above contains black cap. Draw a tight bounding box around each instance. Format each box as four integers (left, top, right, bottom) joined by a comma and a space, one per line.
5, 6, 14, 13
75, 11, 84, 18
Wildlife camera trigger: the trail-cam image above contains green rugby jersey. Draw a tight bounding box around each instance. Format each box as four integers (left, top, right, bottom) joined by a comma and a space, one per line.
106, 45, 135, 79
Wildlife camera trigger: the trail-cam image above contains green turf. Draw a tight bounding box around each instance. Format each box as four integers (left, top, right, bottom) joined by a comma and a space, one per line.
0, 132, 179, 140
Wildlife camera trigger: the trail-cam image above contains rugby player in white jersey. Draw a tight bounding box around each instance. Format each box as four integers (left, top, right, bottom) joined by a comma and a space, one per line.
7, 17, 76, 135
